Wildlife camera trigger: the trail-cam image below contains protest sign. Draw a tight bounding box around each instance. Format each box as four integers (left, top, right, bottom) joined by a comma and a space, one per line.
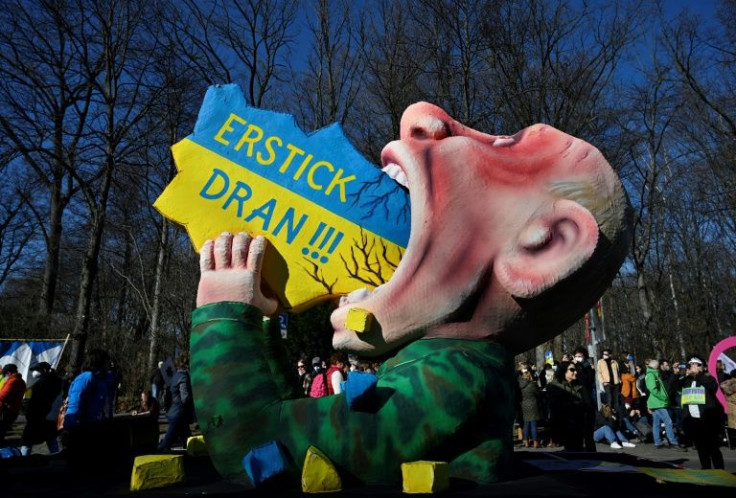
155, 85, 410, 312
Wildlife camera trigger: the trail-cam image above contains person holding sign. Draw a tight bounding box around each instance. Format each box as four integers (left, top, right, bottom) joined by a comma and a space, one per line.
681, 356, 725, 469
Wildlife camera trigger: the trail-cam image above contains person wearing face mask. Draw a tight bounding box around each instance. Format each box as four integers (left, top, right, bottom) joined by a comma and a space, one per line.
681, 356, 724, 469
596, 348, 621, 415
20, 362, 62, 455
621, 351, 636, 376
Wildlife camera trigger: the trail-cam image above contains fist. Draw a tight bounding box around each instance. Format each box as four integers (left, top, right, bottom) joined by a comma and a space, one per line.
197, 232, 278, 315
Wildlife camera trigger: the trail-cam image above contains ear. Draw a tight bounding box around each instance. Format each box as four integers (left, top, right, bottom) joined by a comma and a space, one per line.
496, 199, 599, 298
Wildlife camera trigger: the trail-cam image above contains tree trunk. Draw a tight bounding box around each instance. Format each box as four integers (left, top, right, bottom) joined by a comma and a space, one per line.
667, 269, 686, 360
39, 175, 64, 316
147, 219, 169, 373
69, 161, 114, 372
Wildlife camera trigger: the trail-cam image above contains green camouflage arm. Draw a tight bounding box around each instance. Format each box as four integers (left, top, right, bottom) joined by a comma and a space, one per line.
190, 301, 515, 487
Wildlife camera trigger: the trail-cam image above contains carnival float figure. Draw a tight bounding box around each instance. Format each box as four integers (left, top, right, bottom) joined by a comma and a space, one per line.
189, 102, 632, 487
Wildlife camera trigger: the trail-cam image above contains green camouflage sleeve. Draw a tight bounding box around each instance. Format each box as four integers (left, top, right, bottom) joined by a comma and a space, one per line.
190, 301, 514, 488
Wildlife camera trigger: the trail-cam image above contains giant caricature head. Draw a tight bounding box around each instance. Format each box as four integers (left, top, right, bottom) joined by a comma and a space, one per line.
331, 102, 631, 356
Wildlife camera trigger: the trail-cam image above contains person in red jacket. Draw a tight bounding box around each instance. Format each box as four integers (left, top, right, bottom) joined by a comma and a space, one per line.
326, 352, 348, 395
0, 364, 27, 444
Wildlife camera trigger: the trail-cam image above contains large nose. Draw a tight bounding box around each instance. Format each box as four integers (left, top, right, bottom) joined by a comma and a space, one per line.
400, 102, 453, 141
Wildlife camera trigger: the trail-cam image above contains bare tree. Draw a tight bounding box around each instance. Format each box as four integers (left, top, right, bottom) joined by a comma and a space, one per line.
0, 0, 97, 316
352, 0, 428, 161
172, 0, 299, 108
68, 0, 166, 370
290, 0, 364, 129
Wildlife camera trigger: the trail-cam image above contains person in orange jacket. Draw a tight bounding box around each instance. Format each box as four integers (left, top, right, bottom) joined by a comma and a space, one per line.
620, 370, 640, 405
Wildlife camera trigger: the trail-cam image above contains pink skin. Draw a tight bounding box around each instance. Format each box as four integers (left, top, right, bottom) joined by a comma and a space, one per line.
198, 103, 618, 357
330, 103, 606, 355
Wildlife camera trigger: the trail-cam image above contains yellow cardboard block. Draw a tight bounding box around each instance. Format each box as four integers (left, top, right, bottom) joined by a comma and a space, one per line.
401, 461, 450, 494
186, 435, 208, 457
345, 307, 373, 333
301, 446, 342, 493
130, 454, 185, 492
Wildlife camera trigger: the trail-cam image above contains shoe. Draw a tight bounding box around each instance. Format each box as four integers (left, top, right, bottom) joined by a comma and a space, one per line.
673, 445, 688, 452
629, 437, 641, 444
654, 444, 666, 449
610, 442, 623, 449
622, 442, 636, 448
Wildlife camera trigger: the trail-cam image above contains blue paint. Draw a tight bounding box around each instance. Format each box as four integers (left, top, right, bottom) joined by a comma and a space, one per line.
242, 440, 290, 487
188, 84, 410, 248
344, 371, 378, 412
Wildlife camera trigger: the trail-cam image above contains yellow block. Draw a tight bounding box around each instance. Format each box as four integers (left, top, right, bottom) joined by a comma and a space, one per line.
301, 446, 342, 493
401, 461, 450, 494
186, 435, 208, 457
345, 308, 373, 333
130, 454, 185, 492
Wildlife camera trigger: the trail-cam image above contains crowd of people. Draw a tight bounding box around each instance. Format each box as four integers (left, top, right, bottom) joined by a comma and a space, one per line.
296, 352, 381, 398
515, 346, 734, 470
1, 346, 368, 460
2, 344, 733, 473
0, 349, 195, 461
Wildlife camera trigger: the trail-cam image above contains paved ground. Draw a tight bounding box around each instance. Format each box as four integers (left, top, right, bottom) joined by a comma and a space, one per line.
524, 438, 736, 473
3, 415, 736, 497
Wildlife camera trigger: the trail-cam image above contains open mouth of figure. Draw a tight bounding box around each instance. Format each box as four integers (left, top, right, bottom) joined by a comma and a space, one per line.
335, 145, 414, 314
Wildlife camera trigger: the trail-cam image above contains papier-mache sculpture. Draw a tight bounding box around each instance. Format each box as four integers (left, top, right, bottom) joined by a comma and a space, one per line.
161, 89, 632, 488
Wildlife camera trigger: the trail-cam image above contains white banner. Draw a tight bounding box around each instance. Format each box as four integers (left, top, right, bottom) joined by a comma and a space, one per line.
718, 353, 736, 376
0, 340, 65, 385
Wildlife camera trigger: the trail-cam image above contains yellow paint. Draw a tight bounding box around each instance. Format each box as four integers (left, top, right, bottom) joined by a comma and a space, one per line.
211, 112, 356, 203
154, 139, 403, 311
401, 461, 450, 494
186, 435, 208, 457
301, 446, 342, 493
345, 308, 373, 333
214, 113, 246, 146
130, 454, 185, 492
639, 468, 736, 487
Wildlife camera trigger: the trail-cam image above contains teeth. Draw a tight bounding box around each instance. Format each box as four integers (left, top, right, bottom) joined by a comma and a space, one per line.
394, 171, 408, 188
382, 163, 400, 178
492, 137, 515, 147
347, 287, 371, 303
382, 163, 408, 188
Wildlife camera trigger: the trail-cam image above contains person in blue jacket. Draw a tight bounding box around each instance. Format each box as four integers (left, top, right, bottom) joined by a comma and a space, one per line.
61, 349, 116, 467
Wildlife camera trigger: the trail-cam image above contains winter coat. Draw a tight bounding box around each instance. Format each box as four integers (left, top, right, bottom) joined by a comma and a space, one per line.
518, 377, 542, 422
0, 373, 26, 415
720, 377, 736, 429
596, 358, 620, 385
168, 369, 194, 422
620, 372, 639, 400
681, 372, 722, 424
64, 370, 114, 428
645, 368, 669, 410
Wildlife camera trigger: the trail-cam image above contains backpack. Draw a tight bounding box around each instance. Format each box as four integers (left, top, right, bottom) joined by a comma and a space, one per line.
309, 372, 329, 398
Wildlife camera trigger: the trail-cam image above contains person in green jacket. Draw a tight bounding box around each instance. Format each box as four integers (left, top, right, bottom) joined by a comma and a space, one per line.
645, 359, 685, 450
190, 103, 632, 488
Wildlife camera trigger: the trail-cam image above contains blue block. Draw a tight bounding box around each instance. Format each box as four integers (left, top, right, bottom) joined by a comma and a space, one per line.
344, 371, 378, 411
242, 440, 290, 487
